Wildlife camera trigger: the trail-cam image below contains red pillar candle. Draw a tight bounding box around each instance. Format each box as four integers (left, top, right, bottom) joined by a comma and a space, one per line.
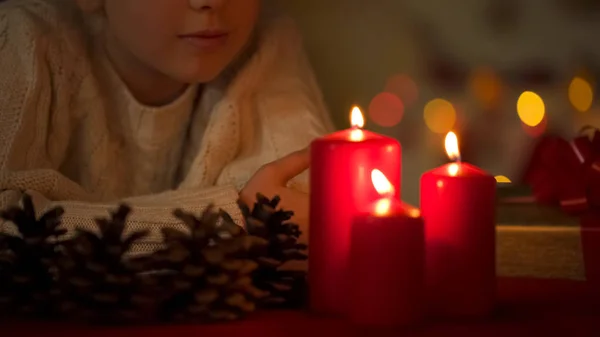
350, 170, 424, 326
420, 132, 496, 317
309, 107, 401, 316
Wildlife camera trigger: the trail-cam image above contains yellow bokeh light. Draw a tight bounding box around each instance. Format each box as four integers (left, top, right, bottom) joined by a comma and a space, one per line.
424, 99, 456, 134
569, 77, 593, 113
517, 91, 545, 127
495, 175, 512, 183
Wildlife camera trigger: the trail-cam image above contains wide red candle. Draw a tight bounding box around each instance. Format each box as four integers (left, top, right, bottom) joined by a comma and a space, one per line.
420, 132, 496, 317
309, 107, 401, 316
349, 170, 424, 326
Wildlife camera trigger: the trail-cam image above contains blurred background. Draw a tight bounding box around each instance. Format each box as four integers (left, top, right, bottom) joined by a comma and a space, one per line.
281, 0, 600, 205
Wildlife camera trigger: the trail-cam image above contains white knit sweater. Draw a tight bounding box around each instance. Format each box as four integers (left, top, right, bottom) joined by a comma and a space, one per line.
0, 0, 333, 250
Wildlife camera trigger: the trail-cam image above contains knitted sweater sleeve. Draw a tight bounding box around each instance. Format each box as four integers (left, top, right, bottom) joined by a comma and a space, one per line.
0, 8, 242, 245
251, 17, 335, 194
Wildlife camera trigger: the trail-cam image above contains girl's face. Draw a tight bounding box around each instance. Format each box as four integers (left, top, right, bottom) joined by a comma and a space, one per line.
102, 0, 260, 83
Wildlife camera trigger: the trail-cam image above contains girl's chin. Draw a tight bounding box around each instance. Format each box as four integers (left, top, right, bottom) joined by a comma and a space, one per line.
171, 65, 229, 84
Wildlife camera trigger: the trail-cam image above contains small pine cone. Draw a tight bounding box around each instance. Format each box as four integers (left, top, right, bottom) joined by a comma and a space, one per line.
239, 193, 309, 308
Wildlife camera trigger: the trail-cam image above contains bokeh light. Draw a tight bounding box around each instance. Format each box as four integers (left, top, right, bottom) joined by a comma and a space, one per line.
384, 74, 419, 107
368, 92, 405, 127
424, 98, 456, 134
495, 175, 512, 183
517, 91, 545, 127
568, 77, 594, 113
521, 113, 548, 138
469, 67, 503, 108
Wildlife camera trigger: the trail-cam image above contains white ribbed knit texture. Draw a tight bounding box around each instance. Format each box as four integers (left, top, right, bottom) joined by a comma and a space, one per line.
0, 0, 333, 253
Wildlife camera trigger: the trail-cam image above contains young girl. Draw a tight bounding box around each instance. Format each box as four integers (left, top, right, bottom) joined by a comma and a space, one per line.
0, 0, 333, 250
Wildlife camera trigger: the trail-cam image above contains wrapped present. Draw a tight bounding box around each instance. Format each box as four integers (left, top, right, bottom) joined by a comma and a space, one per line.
497, 129, 600, 283
496, 191, 585, 281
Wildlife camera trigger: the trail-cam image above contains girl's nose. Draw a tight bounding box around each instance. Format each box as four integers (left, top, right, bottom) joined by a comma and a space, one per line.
189, 0, 226, 11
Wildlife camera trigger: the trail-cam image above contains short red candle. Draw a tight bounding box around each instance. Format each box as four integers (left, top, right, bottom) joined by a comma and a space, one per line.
309, 107, 401, 316
349, 170, 424, 326
420, 132, 496, 317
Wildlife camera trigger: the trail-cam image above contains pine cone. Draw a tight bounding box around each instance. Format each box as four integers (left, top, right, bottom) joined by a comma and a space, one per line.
155, 205, 268, 323
238, 193, 308, 308
56, 204, 157, 324
0, 194, 65, 317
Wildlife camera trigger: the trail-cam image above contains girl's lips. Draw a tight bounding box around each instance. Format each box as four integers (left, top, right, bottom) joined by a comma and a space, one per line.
179, 31, 230, 50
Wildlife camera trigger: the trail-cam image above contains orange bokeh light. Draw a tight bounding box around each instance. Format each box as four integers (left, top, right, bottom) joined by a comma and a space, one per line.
369, 92, 405, 127
384, 74, 419, 107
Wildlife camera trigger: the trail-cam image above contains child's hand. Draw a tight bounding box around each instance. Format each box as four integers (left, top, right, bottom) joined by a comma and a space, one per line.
240, 148, 310, 223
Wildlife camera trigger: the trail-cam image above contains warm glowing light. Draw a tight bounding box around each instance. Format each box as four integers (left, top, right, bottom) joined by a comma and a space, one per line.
350, 106, 365, 128
371, 169, 395, 197
408, 208, 421, 218
369, 92, 404, 127
470, 67, 502, 108
349, 129, 364, 142
384, 74, 419, 106
445, 132, 461, 162
424, 98, 456, 134
447, 163, 459, 177
495, 175, 512, 183
569, 77, 593, 113
517, 91, 545, 127
374, 198, 392, 216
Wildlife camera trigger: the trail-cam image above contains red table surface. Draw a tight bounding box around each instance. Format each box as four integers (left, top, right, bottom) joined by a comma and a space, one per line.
3, 278, 599, 337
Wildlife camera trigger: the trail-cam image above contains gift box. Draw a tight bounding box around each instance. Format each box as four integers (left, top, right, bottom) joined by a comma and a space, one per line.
495, 128, 600, 284
496, 187, 586, 281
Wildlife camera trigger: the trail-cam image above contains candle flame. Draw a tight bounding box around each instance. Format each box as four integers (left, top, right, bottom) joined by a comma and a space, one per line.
371, 169, 395, 198
445, 131, 461, 162
350, 106, 365, 129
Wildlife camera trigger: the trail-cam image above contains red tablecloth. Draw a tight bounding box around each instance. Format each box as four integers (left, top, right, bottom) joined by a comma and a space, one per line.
3, 278, 599, 337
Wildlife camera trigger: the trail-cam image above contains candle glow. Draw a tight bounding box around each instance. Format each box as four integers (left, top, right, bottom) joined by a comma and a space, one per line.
371, 169, 395, 216
309, 107, 402, 315
421, 133, 497, 316
372, 169, 395, 197
445, 132, 461, 176
350, 106, 366, 141
445, 132, 460, 162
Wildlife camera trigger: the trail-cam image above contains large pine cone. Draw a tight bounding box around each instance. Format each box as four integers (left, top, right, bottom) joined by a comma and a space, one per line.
56, 205, 158, 324
155, 206, 268, 322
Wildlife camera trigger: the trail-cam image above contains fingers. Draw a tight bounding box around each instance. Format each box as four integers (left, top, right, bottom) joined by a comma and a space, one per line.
277, 188, 309, 219
269, 147, 311, 184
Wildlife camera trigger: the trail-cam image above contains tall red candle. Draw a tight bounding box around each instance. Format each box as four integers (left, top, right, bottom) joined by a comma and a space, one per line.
350, 170, 424, 327
309, 107, 401, 316
420, 132, 496, 317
